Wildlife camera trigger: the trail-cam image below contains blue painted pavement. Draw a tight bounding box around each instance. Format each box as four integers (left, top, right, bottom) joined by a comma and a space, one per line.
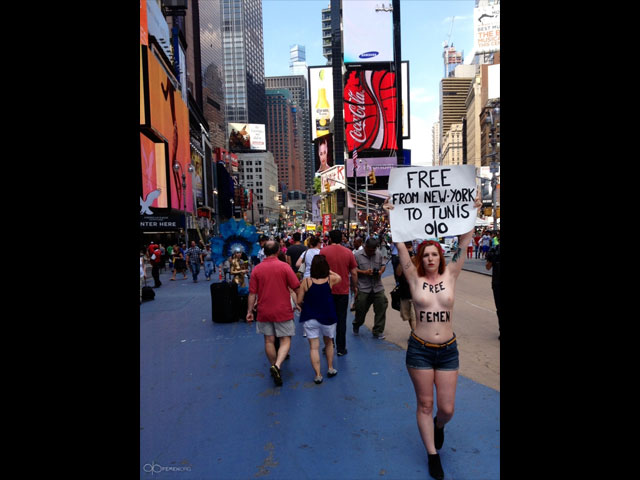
140, 268, 499, 479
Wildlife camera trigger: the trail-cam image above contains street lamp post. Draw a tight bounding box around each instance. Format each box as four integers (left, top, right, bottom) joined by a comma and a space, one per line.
212, 188, 220, 235
173, 162, 194, 245
484, 104, 500, 231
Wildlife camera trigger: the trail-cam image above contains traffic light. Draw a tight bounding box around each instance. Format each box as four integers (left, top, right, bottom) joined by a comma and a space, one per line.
324, 180, 331, 192
368, 170, 376, 185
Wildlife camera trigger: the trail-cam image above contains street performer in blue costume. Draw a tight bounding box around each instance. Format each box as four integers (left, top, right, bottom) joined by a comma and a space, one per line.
383, 194, 481, 480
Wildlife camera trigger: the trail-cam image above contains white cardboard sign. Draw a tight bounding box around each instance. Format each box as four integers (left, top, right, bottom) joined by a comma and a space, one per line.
388, 165, 477, 242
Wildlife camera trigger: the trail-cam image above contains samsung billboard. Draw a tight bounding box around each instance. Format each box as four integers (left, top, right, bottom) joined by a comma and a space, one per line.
342, 0, 394, 64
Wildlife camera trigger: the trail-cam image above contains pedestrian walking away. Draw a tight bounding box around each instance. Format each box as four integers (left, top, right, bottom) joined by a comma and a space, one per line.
246, 240, 301, 387
286, 232, 307, 281
384, 194, 482, 480
296, 255, 341, 384
185, 240, 204, 282
353, 237, 388, 339
319, 229, 358, 356
296, 234, 321, 279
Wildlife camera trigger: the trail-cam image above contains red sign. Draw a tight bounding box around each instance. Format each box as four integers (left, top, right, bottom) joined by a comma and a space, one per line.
344, 69, 398, 153
322, 214, 332, 234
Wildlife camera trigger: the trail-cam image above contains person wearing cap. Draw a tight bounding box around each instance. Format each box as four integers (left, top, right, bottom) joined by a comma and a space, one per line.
383, 194, 481, 480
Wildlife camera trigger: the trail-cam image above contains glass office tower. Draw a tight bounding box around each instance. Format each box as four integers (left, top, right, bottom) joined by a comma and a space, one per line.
221, 0, 266, 125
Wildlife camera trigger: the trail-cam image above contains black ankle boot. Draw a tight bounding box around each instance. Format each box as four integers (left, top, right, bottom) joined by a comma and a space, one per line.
428, 453, 444, 480
434, 416, 444, 450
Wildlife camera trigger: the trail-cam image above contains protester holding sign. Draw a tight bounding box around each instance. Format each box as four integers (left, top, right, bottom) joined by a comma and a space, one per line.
383, 176, 481, 480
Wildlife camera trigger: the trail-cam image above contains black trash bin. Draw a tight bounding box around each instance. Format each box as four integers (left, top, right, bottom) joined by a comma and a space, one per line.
210, 281, 238, 323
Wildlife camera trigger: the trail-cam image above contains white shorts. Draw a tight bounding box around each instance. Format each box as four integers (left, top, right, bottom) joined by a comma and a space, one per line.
302, 319, 336, 339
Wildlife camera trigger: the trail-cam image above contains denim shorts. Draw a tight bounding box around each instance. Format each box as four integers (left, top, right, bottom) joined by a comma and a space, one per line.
405, 334, 459, 371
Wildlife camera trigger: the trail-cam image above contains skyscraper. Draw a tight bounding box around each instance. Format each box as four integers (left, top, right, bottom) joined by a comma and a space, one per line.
289, 44, 308, 79
321, 6, 332, 65
221, 0, 266, 125
439, 76, 473, 142
265, 88, 305, 197
199, 0, 226, 149
265, 75, 312, 201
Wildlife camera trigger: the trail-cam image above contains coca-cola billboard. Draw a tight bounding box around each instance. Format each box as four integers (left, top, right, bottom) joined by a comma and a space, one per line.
343, 69, 398, 153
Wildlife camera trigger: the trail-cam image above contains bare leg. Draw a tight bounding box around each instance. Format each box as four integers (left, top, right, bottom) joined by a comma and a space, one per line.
407, 367, 437, 454
308, 337, 321, 377
275, 336, 291, 369
434, 369, 459, 428
264, 335, 277, 366
323, 336, 334, 371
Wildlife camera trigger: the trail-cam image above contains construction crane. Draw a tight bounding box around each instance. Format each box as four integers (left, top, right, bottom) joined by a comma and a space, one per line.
442, 16, 455, 77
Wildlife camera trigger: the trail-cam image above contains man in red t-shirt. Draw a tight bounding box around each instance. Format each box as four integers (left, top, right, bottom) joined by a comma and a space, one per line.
247, 240, 300, 386
319, 230, 358, 356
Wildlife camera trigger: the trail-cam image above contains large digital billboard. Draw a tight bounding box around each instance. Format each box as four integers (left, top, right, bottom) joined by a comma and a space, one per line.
342, 0, 393, 64
146, 47, 192, 212
343, 68, 398, 154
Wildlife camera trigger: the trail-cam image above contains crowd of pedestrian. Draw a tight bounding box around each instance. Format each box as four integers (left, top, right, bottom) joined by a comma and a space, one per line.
141, 220, 500, 480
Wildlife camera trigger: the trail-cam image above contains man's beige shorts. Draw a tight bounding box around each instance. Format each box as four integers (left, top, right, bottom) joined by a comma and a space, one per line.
256, 319, 296, 337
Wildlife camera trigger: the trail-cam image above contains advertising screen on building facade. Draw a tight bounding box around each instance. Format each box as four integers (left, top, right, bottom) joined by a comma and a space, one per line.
308, 66, 334, 141
343, 68, 398, 154
342, 0, 393, 64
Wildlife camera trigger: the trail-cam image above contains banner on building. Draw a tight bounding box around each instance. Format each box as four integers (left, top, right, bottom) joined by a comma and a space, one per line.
312, 195, 322, 223
473, 2, 500, 54
387, 165, 477, 242
140, 210, 182, 231
322, 213, 332, 234
308, 66, 334, 141
346, 156, 397, 177
314, 133, 334, 174
320, 165, 345, 193
228, 123, 266, 152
